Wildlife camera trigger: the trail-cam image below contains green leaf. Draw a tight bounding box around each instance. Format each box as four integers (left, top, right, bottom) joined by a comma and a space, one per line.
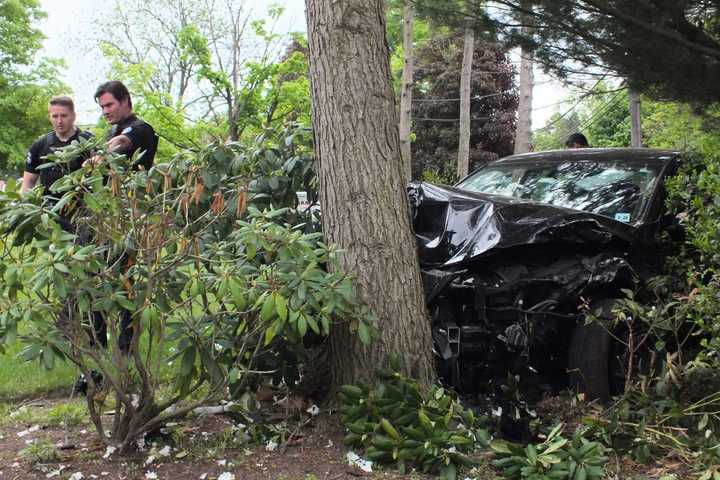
180, 348, 196, 376
265, 323, 277, 345
42, 347, 55, 370
358, 321, 370, 345
297, 312, 308, 337
116, 295, 136, 311
53, 263, 70, 273
275, 294, 288, 321
260, 293, 276, 322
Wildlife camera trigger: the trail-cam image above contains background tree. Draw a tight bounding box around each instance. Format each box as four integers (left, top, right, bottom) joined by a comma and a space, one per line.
412, 31, 518, 180
305, 0, 434, 386
418, 1, 720, 105
0, 1, 68, 173
100, 0, 301, 146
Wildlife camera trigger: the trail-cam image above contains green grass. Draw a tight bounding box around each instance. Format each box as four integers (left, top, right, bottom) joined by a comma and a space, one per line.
0, 341, 76, 401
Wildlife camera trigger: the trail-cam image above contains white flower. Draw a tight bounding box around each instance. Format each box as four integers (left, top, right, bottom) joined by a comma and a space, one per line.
158, 445, 172, 457
199, 474, 208, 480
102, 446, 116, 459
69, 473, 84, 480
217, 473, 235, 480
265, 440, 278, 451
145, 472, 158, 479
306, 404, 320, 416
217, 459, 227, 466
145, 455, 156, 466
17, 425, 40, 437
491, 406, 503, 417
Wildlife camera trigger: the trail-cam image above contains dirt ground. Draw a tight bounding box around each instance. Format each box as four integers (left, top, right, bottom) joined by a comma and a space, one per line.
0, 396, 438, 480
0, 394, 697, 480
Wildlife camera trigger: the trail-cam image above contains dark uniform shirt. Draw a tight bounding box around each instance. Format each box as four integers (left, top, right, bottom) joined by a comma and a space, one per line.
108, 114, 158, 171
25, 129, 94, 196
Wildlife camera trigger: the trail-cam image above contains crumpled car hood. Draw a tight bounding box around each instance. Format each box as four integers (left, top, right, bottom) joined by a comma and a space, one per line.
409, 182, 641, 267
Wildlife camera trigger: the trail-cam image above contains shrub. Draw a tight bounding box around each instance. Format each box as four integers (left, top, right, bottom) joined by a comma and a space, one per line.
0, 131, 369, 453
339, 355, 488, 479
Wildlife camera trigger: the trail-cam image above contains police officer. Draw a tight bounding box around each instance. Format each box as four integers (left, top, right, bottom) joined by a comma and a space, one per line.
91, 80, 157, 169
22, 96, 94, 196
80, 81, 158, 365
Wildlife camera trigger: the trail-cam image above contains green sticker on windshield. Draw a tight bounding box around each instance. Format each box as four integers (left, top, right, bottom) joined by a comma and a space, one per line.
615, 213, 631, 222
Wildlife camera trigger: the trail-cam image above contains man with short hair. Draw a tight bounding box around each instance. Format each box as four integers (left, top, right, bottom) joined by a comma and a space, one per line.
22, 96, 94, 195
76, 81, 157, 371
92, 80, 157, 169
565, 133, 590, 149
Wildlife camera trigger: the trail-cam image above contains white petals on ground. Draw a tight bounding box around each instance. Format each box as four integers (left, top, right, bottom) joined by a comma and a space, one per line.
69, 473, 84, 480
102, 446, 116, 459
158, 445, 172, 457
145, 455, 156, 466
45, 465, 66, 478
306, 404, 320, 416
265, 440, 278, 451
346, 451, 373, 473
217, 473, 235, 480
17, 425, 40, 437
199, 474, 208, 480
144, 472, 158, 479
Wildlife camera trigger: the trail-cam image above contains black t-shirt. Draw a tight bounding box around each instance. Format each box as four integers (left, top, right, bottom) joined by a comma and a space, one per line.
108, 114, 158, 171
25, 129, 95, 194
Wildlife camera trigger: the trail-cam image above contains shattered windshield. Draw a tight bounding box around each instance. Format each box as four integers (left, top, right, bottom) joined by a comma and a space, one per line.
457, 160, 661, 223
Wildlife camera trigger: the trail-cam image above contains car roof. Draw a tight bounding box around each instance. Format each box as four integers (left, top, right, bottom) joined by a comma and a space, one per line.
491, 148, 681, 166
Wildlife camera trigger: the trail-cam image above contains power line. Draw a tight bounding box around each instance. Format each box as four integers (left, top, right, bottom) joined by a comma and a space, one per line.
546, 90, 626, 144
412, 91, 513, 103
414, 117, 493, 122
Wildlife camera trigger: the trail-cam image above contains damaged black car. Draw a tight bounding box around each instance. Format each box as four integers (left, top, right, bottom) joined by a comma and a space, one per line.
409, 148, 682, 400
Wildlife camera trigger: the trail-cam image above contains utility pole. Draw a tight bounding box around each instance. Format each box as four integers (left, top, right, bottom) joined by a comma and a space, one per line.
629, 90, 642, 147
457, 26, 474, 178
399, 0, 414, 181
514, 0, 534, 154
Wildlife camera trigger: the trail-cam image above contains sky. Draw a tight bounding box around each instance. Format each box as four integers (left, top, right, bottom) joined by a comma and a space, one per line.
37, 0, 567, 129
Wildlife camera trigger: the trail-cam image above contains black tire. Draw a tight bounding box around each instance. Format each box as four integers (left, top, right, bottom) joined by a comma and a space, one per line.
568, 300, 624, 400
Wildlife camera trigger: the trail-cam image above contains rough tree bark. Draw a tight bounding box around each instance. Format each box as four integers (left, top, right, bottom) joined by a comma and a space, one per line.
514, 0, 534, 154
457, 26, 475, 178
305, 0, 434, 387
399, 0, 414, 180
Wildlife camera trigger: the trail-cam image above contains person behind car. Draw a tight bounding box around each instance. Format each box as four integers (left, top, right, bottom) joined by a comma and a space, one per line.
565, 133, 589, 149
22, 96, 94, 197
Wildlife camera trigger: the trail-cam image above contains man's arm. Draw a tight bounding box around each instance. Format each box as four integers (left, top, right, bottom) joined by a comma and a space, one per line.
22, 140, 42, 192
107, 135, 132, 153
21, 171, 39, 192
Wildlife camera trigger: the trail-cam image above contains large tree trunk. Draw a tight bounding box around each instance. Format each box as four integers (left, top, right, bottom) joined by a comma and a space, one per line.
305, 0, 434, 387
399, 0, 414, 181
514, 0, 534, 154
457, 27, 474, 178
